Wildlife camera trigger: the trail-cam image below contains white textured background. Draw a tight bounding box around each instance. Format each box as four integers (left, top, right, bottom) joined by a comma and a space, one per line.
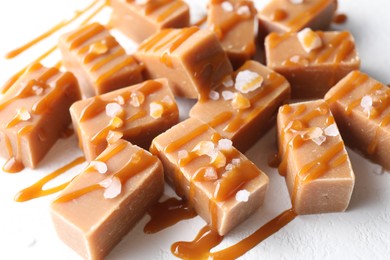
0, 0, 389, 259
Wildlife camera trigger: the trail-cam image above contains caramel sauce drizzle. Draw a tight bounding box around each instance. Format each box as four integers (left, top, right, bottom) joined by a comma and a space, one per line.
286, 0, 330, 31
278, 103, 347, 206
157, 0, 186, 22
55, 143, 156, 203
4, 0, 101, 59
210, 1, 255, 40
224, 72, 286, 133
144, 197, 197, 234
271, 9, 288, 22
14, 157, 86, 202
1, 1, 107, 94
172, 208, 297, 259
67, 23, 106, 50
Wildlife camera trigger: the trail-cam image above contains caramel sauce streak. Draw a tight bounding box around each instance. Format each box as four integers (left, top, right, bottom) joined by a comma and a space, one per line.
287, 0, 330, 31
144, 197, 197, 234
327, 71, 369, 103
157, 0, 185, 22
91, 48, 125, 72
345, 83, 382, 115
68, 23, 105, 50
138, 29, 172, 52
96, 56, 137, 84
14, 157, 86, 202
4, 0, 101, 59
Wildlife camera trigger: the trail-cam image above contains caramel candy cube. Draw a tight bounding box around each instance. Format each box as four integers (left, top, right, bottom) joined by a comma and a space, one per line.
151, 118, 269, 235
190, 60, 290, 152
265, 30, 360, 98
325, 71, 390, 170
70, 79, 178, 161
258, 0, 337, 34
134, 27, 233, 99
277, 100, 355, 215
207, 0, 257, 68
110, 0, 190, 43
51, 140, 164, 259
0, 63, 81, 172
58, 23, 143, 98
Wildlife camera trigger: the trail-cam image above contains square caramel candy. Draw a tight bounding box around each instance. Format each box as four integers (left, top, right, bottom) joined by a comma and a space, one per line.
277, 99, 355, 215
70, 79, 178, 161
190, 60, 291, 152
58, 22, 143, 98
134, 27, 233, 99
110, 0, 190, 44
150, 118, 269, 235
207, 0, 257, 68
0, 63, 81, 172
265, 29, 360, 98
258, 0, 337, 34
325, 71, 390, 170
51, 140, 164, 259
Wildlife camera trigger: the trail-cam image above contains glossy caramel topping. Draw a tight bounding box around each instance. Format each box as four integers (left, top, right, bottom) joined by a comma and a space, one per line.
144, 197, 197, 234
128, 0, 185, 23
172, 208, 297, 259
287, 0, 331, 31
14, 157, 85, 202
333, 13, 348, 24
271, 8, 288, 21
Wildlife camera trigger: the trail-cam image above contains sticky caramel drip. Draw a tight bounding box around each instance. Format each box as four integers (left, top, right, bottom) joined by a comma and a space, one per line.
312, 32, 351, 64
79, 96, 106, 122
287, 0, 330, 31
224, 73, 286, 133
144, 197, 197, 234
67, 23, 105, 50
4, 0, 101, 59
14, 157, 85, 202
172, 208, 297, 259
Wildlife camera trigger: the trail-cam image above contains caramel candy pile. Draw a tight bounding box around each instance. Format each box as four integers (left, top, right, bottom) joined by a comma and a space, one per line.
1, 0, 389, 259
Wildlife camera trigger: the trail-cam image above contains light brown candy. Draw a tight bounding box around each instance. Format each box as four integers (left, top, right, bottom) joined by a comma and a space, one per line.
0, 63, 81, 172
134, 27, 233, 99
325, 71, 390, 170
70, 79, 178, 161
58, 23, 143, 98
150, 118, 269, 235
51, 140, 164, 260
207, 0, 257, 68
258, 0, 337, 34
110, 0, 190, 43
277, 99, 355, 215
265, 29, 360, 98
190, 60, 290, 152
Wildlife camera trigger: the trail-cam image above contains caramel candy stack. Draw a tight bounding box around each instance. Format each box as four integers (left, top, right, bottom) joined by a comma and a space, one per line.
134, 27, 233, 99
151, 118, 269, 235
110, 0, 190, 43
277, 100, 355, 214
325, 71, 390, 170
70, 79, 179, 161
190, 60, 291, 152
59, 23, 143, 98
265, 29, 360, 98
0, 63, 81, 172
51, 140, 164, 259
258, 0, 337, 34
207, 0, 257, 68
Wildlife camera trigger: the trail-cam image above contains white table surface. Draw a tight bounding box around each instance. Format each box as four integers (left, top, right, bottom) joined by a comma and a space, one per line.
0, 0, 389, 259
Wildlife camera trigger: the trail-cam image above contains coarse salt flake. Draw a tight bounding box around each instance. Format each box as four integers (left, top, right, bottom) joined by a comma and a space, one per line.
290, 0, 304, 4
103, 177, 122, 199
32, 85, 44, 95
297, 28, 322, 53
204, 167, 218, 181
360, 95, 373, 114
115, 95, 125, 105
232, 92, 251, 110
232, 158, 241, 166
209, 90, 220, 100
106, 130, 123, 144
106, 102, 123, 118
99, 177, 112, 188
222, 90, 234, 100
225, 163, 234, 171
90, 160, 108, 174
235, 189, 250, 202
221, 1, 234, 12
312, 135, 326, 146
237, 5, 250, 16
150, 102, 164, 119
324, 124, 338, 137
217, 138, 233, 151
235, 70, 263, 94
222, 75, 234, 87
130, 91, 145, 107
18, 108, 31, 121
